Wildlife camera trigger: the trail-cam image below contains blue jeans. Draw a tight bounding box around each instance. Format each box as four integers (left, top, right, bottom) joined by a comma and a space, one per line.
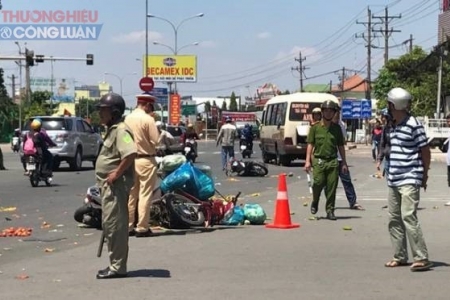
372, 141, 379, 160
221, 146, 235, 170
339, 160, 357, 207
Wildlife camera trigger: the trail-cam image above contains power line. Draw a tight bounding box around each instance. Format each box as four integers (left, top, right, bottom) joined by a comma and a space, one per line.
291, 51, 309, 92
372, 6, 402, 64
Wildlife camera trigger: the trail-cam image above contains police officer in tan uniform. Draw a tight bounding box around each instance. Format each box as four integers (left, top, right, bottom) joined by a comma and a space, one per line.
95, 93, 137, 279
125, 93, 160, 237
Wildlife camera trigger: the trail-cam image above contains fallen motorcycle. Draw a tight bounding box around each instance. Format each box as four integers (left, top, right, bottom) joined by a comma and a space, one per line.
226, 158, 268, 177
74, 186, 102, 229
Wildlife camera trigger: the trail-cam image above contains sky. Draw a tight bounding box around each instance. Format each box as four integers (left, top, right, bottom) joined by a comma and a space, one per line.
0, 0, 442, 107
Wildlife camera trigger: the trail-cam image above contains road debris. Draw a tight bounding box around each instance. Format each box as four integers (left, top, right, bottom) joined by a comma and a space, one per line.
0, 227, 32, 237
0, 207, 17, 212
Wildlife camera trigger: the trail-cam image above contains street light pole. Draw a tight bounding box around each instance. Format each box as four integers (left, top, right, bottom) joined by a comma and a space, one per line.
14, 41, 25, 129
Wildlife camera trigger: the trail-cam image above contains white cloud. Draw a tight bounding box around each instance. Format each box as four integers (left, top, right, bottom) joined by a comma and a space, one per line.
257, 32, 271, 39
199, 40, 217, 48
111, 30, 162, 44
274, 46, 322, 62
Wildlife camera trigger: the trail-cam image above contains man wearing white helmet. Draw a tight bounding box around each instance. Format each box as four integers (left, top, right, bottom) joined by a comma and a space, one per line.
383, 87, 432, 271
155, 121, 175, 155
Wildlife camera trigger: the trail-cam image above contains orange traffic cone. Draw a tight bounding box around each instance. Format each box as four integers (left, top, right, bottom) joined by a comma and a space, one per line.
265, 173, 300, 229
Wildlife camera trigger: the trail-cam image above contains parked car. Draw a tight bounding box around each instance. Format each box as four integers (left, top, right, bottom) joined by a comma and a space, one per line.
23, 116, 103, 171
165, 125, 186, 153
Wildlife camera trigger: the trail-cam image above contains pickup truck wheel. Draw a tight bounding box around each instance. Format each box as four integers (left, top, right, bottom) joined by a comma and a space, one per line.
70, 149, 82, 171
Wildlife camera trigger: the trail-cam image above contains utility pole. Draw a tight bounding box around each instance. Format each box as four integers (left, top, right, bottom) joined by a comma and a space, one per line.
404, 34, 414, 53
25, 48, 32, 105
339, 67, 346, 94
291, 51, 309, 92
356, 7, 380, 101
372, 6, 401, 64
10, 75, 15, 103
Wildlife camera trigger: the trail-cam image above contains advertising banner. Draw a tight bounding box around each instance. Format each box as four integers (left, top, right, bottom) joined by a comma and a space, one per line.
169, 94, 181, 125
144, 55, 197, 82
30, 77, 75, 102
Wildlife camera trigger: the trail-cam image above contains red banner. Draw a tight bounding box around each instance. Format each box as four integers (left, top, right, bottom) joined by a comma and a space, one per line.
169, 94, 181, 125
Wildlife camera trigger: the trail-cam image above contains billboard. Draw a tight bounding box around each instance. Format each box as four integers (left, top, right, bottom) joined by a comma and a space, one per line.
169, 94, 181, 125
144, 55, 197, 82
30, 77, 75, 102
341, 99, 372, 120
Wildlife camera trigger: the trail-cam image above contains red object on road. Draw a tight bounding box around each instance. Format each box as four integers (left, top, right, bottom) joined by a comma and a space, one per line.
139, 77, 154, 92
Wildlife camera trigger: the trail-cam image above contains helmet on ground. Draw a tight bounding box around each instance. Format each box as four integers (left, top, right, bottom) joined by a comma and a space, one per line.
97, 93, 126, 116
155, 121, 162, 127
188, 123, 194, 128
387, 87, 411, 110
225, 117, 232, 123
312, 107, 321, 114
321, 100, 338, 111
30, 118, 42, 130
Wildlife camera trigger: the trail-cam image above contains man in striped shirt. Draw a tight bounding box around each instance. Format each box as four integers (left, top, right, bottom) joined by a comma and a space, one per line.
384, 87, 432, 272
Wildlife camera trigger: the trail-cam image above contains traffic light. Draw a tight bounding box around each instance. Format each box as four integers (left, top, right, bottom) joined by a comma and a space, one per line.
35, 55, 44, 63
86, 54, 94, 65
25, 49, 34, 67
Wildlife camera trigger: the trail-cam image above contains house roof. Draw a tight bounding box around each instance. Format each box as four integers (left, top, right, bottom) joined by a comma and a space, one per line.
302, 84, 330, 93
331, 74, 369, 92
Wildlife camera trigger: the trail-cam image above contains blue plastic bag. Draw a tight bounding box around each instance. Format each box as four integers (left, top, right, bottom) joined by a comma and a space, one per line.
161, 162, 215, 200
220, 206, 245, 226
160, 162, 192, 193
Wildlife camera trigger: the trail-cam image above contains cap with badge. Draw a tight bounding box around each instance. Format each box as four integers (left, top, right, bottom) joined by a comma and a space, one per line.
136, 93, 157, 103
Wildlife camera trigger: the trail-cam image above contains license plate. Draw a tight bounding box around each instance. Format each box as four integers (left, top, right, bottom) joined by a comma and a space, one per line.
240, 145, 247, 150
27, 163, 36, 171
184, 147, 191, 153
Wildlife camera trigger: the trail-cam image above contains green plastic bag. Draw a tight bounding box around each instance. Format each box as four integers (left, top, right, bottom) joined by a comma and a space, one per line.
243, 203, 267, 225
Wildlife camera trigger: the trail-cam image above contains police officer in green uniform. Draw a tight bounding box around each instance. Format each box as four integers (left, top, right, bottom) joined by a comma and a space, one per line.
95, 93, 137, 279
304, 100, 347, 220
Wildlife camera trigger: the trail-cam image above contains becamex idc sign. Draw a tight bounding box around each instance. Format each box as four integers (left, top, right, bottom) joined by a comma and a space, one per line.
0, 10, 103, 40
145, 55, 197, 83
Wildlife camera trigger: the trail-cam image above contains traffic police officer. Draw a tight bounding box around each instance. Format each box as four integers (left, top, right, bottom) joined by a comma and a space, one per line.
304, 100, 347, 220
95, 93, 137, 279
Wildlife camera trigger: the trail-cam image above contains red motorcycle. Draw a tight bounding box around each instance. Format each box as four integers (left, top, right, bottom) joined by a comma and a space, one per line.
162, 189, 241, 228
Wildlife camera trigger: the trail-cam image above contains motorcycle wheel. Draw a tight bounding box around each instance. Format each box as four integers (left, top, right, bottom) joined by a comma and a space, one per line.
165, 193, 205, 227
250, 162, 268, 177
74, 205, 92, 223
29, 171, 39, 187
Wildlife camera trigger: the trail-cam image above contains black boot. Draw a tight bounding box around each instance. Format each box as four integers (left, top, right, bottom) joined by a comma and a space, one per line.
326, 211, 337, 221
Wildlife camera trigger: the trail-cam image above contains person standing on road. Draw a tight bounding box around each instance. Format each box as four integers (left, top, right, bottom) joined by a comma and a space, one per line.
311, 107, 322, 125
305, 100, 347, 220
155, 121, 174, 156
376, 109, 393, 177
382, 87, 432, 272
371, 120, 383, 161
95, 93, 137, 279
216, 117, 237, 171
125, 93, 160, 238
332, 106, 364, 210
445, 114, 450, 206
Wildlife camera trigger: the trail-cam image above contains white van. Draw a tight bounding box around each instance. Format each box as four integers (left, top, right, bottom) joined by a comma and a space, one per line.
259, 92, 340, 166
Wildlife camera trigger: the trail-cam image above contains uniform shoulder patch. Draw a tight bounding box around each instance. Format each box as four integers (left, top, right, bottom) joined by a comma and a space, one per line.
123, 132, 133, 144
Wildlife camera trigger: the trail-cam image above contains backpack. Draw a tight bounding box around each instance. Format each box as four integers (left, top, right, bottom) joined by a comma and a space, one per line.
23, 132, 37, 155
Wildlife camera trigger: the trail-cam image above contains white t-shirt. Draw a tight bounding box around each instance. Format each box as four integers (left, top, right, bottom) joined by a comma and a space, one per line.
336, 121, 346, 161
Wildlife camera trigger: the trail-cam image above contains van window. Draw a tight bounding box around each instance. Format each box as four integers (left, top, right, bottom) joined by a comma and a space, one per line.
264, 105, 273, 125
269, 104, 279, 125
277, 103, 287, 125
289, 102, 321, 122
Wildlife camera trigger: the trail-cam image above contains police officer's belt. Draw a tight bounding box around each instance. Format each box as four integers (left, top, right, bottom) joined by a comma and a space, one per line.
137, 154, 157, 158
314, 156, 337, 160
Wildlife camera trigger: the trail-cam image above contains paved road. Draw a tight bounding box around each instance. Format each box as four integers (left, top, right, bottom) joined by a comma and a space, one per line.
1, 142, 450, 299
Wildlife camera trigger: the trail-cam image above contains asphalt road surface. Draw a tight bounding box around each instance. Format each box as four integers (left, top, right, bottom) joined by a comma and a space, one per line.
1, 142, 450, 299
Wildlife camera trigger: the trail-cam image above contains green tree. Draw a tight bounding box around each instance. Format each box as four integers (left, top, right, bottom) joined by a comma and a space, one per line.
23, 102, 48, 121
32, 90, 52, 105
229, 92, 238, 111
0, 68, 19, 142
221, 100, 227, 111
373, 46, 444, 117
76, 98, 101, 126
283, 89, 291, 95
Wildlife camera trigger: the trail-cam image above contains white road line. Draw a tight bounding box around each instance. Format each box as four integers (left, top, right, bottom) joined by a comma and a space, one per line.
336, 197, 450, 202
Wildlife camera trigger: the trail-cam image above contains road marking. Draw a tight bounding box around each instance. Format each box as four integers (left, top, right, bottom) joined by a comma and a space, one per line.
336, 196, 450, 202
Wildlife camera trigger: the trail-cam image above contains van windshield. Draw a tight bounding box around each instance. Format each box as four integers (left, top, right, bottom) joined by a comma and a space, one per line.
289, 102, 322, 122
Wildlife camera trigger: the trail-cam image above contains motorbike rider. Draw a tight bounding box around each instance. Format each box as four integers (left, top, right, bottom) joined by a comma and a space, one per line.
23, 119, 57, 177
11, 128, 21, 151
155, 121, 174, 155
182, 123, 199, 155
241, 123, 254, 151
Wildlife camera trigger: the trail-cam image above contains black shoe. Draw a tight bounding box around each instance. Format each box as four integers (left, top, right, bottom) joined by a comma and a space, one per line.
135, 229, 152, 238
326, 212, 337, 221
128, 230, 136, 237
96, 268, 127, 279
310, 201, 319, 215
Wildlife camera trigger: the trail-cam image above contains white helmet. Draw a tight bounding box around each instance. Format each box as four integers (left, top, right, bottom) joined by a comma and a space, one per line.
387, 87, 412, 110
155, 121, 162, 127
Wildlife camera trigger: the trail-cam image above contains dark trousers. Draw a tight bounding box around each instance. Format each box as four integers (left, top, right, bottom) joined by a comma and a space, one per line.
41, 149, 54, 175
338, 160, 357, 207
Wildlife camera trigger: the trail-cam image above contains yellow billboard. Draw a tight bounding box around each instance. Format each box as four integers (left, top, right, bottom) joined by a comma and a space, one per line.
144, 55, 197, 83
